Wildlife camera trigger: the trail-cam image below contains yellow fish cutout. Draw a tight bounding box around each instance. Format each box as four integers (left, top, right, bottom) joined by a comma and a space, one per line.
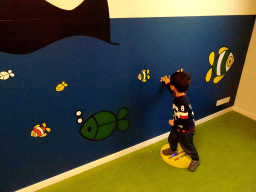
56, 81, 68, 91
206, 47, 234, 84
177, 68, 183, 72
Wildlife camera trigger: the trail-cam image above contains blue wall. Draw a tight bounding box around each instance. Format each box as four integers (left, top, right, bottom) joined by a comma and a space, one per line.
0, 15, 255, 191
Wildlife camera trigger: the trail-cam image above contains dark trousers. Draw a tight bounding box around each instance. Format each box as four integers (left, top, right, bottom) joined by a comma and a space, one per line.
168, 127, 199, 161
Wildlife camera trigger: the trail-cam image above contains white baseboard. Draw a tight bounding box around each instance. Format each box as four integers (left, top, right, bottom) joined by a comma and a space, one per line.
195, 106, 233, 126
233, 106, 256, 121
16, 106, 233, 192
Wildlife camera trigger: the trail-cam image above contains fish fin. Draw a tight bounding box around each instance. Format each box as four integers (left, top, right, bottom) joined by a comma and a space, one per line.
8, 70, 12, 73
142, 79, 146, 82
117, 120, 130, 132
213, 75, 225, 84
40, 133, 47, 137
205, 68, 213, 82
117, 108, 129, 120
62, 81, 65, 84
147, 69, 150, 74
219, 47, 229, 55
147, 75, 150, 79
209, 52, 215, 66
64, 83, 68, 87
46, 128, 51, 132
10, 73, 15, 77
142, 70, 146, 72
35, 125, 40, 128
42, 123, 47, 127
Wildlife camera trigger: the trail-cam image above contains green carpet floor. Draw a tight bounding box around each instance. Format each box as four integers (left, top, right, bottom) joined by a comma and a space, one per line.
38, 111, 256, 192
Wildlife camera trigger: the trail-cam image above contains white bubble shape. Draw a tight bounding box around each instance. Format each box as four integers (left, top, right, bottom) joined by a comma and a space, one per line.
76, 110, 82, 116
77, 118, 83, 124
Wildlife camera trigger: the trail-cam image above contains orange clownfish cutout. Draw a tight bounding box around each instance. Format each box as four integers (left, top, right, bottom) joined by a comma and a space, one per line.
31, 123, 51, 137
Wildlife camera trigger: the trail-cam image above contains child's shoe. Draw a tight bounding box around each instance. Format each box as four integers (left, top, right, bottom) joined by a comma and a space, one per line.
188, 160, 200, 172
162, 148, 178, 156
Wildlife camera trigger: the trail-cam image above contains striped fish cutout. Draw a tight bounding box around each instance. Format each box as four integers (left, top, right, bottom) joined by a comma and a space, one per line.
31, 123, 51, 137
205, 47, 234, 84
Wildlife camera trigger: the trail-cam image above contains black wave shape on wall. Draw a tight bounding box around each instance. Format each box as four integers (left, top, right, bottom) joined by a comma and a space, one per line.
0, 0, 118, 54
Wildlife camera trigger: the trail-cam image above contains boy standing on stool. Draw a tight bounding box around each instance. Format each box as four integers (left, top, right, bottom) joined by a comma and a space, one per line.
162, 71, 200, 172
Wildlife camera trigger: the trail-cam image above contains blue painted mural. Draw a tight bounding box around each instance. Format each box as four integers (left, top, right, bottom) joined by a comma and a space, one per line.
0, 15, 255, 191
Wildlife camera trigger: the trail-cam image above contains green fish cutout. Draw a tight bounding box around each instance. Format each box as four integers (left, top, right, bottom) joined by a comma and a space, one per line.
80, 108, 130, 141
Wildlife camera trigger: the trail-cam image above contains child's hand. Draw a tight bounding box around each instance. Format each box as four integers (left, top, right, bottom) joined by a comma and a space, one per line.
164, 76, 170, 85
168, 119, 175, 126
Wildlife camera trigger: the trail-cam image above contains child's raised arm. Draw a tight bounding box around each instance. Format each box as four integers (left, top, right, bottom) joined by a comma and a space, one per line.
160, 75, 171, 85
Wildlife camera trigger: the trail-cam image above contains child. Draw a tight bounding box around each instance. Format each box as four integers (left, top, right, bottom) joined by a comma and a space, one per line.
162, 71, 200, 172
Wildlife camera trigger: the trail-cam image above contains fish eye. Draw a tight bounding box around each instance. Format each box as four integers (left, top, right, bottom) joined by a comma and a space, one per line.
88, 127, 92, 132
227, 56, 234, 67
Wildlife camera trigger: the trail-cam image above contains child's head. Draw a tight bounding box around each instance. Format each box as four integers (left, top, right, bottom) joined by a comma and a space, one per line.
170, 72, 191, 93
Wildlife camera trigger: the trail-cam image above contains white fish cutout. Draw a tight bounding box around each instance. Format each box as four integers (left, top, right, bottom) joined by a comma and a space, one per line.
0, 70, 15, 80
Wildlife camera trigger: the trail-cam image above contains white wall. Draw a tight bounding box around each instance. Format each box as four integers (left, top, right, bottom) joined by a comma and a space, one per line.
234, 19, 256, 120
108, 0, 256, 18
42, 0, 256, 15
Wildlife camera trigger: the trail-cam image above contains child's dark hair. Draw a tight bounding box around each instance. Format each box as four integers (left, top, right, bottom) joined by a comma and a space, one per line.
170, 72, 191, 92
